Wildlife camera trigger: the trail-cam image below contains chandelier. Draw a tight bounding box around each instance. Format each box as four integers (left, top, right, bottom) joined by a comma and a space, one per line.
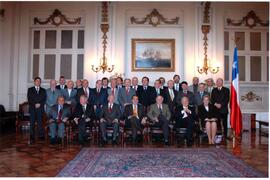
197, 2, 219, 75
91, 2, 114, 73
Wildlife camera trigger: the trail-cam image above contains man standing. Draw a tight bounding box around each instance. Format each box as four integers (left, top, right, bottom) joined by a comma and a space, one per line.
118, 78, 136, 111
194, 83, 210, 107
76, 79, 92, 104
56, 76, 67, 90
46, 79, 62, 115
27, 77, 47, 144
176, 81, 194, 107
188, 77, 199, 95
205, 78, 215, 97
163, 80, 178, 115
136, 76, 156, 114
102, 77, 110, 90
154, 79, 164, 98
175, 96, 196, 147
116, 77, 124, 90
159, 77, 167, 90
62, 80, 77, 109
47, 96, 70, 144
131, 76, 140, 92
73, 95, 96, 145
100, 95, 121, 145
91, 80, 108, 119
107, 78, 119, 104
211, 78, 230, 138
147, 95, 171, 145
123, 95, 144, 144
173, 74, 182, 92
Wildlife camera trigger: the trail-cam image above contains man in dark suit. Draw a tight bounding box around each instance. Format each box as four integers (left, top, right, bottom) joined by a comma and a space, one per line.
123, 95, 145, 143
136, 76, 156, 114
147, 95, 171, 145
175, 96, 196, 146
62, 80, 77, 109
102, 77, 111, 90
163, 80, 178, 117
159, 77, 167, 90
176, 81, 194, 107
47, 96, 70, 144
100, 95, 122, 145
173, 74, 182, 92
91, 80, 108, 118
194, 83, 210, 107
154, 79, 165, 98
76, 79, 92, 104
73, 95, 96, 145
56, 76, 67, 90
27, 77, 47, 144
211, 78, 230, 138
118, 78, 136, 111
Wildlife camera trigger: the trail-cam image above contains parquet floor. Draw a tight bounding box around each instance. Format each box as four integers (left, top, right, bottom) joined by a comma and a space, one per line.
0, 129, 268, 177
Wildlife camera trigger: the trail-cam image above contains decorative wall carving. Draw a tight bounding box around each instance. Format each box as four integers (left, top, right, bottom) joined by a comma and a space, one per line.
241, 91, 262, 102
130, 9, 179, 27
227, 10, 269, 28
34, 9, 81, 26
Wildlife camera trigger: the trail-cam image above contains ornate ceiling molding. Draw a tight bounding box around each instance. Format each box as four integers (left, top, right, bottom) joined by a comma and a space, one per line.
202, 2, 211, 24
241, 91, 262, 102
34, 9, 81, 26
227, 10, 269, 29
130, 9, 179, 27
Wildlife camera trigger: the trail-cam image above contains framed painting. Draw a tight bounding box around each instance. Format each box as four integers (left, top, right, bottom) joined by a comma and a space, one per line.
131, 39, 175, 72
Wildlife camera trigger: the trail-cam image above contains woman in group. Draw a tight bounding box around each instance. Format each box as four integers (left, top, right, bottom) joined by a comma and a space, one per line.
198, 95, 219, 145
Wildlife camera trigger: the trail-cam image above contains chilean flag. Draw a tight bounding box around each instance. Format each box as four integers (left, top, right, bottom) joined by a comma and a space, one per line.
230, 47, 242, 136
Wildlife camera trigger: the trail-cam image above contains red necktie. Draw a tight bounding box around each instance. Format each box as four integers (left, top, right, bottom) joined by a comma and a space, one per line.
84, 88, 88, 97
57, 109, 63, 124
126, 88, 129, 95
108, 104, 112, 112
112, 88, 115, 95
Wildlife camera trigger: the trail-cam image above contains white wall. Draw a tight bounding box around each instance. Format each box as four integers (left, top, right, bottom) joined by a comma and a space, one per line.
0, 1, 268, 113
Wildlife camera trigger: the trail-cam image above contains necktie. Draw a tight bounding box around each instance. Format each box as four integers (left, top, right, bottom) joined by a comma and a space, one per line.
126, 88, 129, 95
109, 104, 112, 112
52, 90, 55, 94
36, 87, 39, 94
159, 105, 162, 114
82, 105, 86, 113
84, 88, 88, 97
169, 89, 174, 101
200, 92, 203, 98
156, 89, 159, 95
112, 88, 115, 95
133, 105, 137, 116
57, 107, 63, 123
144, 86, 147, 91
183, 90, 187, 95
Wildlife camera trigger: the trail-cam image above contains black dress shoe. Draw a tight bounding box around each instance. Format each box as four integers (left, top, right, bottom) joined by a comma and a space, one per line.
164, 141, 169, 146
39, 136, 45, 141
50, 138, 56, 145
30, 138, 35, 145
187, 141, 193, 147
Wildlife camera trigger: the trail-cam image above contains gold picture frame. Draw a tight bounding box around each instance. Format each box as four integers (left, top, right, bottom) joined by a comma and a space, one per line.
131, 39, 175, 72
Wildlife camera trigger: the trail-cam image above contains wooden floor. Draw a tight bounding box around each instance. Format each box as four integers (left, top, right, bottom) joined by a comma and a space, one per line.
0, 129, 268, 177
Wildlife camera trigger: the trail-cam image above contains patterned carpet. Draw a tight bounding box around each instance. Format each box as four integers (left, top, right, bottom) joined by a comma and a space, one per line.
57, 148, 266, 177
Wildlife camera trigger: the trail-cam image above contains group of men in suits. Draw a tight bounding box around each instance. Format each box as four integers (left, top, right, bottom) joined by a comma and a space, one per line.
27, 74, 229, 146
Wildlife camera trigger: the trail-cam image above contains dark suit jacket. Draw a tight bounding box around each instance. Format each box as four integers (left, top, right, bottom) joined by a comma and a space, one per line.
56, 85, 67, 90
100, 103, 121, 123
132, 85, 142, 93
153, 88, 165, 99
76, 87, 92, 104
136, 86, 156, 107
73, 103, 96, 120
27, 86, 47, 109
90, 88, 108, 107
198, 104, 218, 128
175, 105, 196, 122
48, 104, 71, 122
163, 88, 178, 113
176, 90, 195, 106
173, 83, 182, 92
211, 87, 230, 114
123, 103, 144, 120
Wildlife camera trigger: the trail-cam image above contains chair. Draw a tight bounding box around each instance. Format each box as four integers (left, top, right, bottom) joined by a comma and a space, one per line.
0, 105, 17, 133
16, 102, 30, 134
198, 118, 224, 144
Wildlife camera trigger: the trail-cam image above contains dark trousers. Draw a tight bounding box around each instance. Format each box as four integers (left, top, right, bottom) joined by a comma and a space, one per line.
219, 113, 228, 137
78, 119, 93, 143
29, 107, 44, 139
125, 117, 141, 141
176, 117, 194, 142
153, 115, 169, 141
100, 121, 119, 141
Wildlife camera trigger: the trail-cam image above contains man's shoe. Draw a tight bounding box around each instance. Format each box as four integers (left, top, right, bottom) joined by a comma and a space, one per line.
30, 138, 35, 145
112, 140, 118, 145
39, 136, 45, 141
164, 140, 169, 146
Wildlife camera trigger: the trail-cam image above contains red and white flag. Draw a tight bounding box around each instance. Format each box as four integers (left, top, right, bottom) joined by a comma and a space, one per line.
230, 47, 242, 136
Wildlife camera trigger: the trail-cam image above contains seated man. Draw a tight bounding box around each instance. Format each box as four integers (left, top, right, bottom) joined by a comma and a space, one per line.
100, 95, 121, 145
147, 95, 171, 145
73, 95, 95, 145
123, 95, 145, 144
47, 96, 70, 144
175, 96, 196, 146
